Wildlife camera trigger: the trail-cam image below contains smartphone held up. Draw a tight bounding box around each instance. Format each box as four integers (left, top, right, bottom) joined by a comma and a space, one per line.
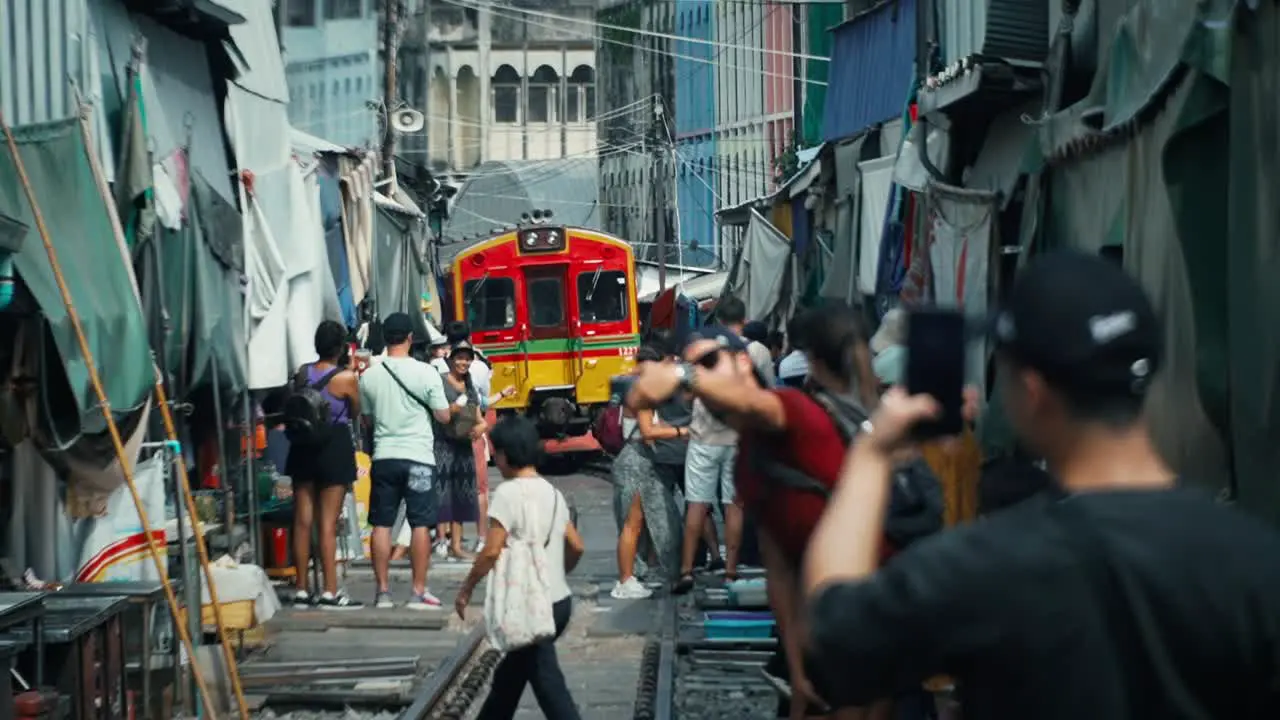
903, 307, 967, 441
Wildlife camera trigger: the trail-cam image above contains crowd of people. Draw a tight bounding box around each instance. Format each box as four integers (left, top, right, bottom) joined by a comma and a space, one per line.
281, 314, 515, 610
275, 248, 1280, 719
619, 250, 1280, 719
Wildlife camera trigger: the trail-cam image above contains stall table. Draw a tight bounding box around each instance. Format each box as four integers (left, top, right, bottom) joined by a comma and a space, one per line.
10, 595, 130, 720
0, 594, 45, 687
0, 640, 24, 720
57, 583, 177, 719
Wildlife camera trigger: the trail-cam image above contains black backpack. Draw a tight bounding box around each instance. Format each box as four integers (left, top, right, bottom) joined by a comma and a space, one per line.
282, 365, 343, 445
753, 390, 945, 551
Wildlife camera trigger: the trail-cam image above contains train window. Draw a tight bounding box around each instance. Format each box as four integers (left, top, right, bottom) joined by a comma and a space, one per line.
463, 277, 516, 330
528, 277, 565, 327
577, 269, 628, 323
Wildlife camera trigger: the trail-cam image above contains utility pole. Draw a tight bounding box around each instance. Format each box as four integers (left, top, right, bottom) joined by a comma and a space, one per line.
421, 0, 432, 168
381, 0, 402, 185
274, 0, 287, 45
653, 101, 667, 292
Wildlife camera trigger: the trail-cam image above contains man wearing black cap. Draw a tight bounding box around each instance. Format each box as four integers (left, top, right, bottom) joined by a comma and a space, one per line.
801, 251, 1280, 719
359, 312, 461, 610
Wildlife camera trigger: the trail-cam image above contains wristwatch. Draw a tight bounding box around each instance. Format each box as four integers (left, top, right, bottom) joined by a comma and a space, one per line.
673, 362, 697, 391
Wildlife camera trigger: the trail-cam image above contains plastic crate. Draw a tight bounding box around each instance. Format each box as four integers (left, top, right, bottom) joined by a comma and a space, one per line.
726, 578, 769, 608
703, 611, 776, 640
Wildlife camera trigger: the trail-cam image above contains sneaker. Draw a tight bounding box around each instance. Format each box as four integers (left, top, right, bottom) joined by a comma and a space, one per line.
611, 576, 653, 600
405, 590, 443, 610
473, 539, 485, 554
433, 541, 449, 558
374, 591, 395, 609
705, 558, 726, 574
316, 591, 363, 610
290, 590, 312, 607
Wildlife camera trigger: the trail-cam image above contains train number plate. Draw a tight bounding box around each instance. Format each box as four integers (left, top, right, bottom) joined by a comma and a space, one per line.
619, 346, 637, 358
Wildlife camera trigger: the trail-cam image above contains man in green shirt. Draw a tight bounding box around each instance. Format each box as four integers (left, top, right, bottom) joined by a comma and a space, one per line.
359, 312, 459, 609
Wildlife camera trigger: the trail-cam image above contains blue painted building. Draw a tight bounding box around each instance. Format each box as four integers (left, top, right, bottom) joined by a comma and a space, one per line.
674, 0, 719, 267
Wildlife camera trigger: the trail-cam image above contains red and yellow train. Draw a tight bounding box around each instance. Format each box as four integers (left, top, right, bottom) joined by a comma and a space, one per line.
448, 223, 640, 438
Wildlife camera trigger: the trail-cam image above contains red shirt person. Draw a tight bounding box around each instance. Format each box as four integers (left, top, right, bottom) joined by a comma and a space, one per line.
626, 306, 881, 720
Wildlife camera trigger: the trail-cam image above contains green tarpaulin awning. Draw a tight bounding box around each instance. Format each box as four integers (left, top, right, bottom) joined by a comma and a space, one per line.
0, 119, 152, 435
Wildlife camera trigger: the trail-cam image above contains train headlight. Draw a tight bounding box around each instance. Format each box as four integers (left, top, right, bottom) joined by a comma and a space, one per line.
525, 233, 537, 247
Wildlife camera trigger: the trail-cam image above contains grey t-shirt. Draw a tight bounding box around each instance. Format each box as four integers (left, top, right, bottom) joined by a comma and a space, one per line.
689, 398, 737, 446
747, 341, 776, 387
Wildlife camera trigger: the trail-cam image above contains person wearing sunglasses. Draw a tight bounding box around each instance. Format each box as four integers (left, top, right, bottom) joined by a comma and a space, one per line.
625, 304, 882, 720
672, 327, 755, 595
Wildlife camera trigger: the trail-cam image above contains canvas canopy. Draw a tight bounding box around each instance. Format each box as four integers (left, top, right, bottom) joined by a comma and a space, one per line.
0, 118, 152, 436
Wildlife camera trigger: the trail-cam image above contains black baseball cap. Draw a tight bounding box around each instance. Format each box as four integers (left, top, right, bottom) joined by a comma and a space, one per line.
382, 312, 414, 343
742, 320, 769, 344
691, 325, 750, 353
990, 250, 1161, 396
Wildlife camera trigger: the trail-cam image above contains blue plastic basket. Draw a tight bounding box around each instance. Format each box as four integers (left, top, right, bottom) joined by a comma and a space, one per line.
703, 611, 776, 640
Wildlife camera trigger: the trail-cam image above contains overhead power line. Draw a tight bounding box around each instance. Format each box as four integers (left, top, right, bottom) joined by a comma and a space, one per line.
445, 0, 829, 87
444, 0, 831, 63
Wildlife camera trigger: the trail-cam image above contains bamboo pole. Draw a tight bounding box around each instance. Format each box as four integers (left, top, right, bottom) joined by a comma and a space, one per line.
152, 371, 250, 719
72, 89, 252, 719
0, 109, 221, 719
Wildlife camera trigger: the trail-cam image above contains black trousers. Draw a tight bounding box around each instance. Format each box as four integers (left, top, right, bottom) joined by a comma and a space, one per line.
477, 597, 581, 720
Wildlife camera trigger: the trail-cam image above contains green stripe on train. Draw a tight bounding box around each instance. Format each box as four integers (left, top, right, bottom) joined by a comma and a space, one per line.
476, 335, 640, 354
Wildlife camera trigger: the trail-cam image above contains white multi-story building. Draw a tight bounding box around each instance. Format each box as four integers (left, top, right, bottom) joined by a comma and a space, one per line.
282, 0, 381, 148
400, 0, 598, 175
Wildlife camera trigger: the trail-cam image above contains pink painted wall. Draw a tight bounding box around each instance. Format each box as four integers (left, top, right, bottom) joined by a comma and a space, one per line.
763, 1, 796, 187
763, 1, 795, 119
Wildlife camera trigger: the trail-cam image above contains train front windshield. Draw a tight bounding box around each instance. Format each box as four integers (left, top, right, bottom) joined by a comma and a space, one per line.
577, 270, 629, 324
464, 277, 516, 330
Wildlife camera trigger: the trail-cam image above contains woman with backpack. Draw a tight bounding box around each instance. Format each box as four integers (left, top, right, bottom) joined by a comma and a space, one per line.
283, 320, 364, 609
432, 342, 488, 561
610, 344, 689, 600
455, 416, 584, 719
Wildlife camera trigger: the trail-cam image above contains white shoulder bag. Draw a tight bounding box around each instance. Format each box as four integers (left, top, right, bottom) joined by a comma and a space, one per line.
484, 482, 563, 651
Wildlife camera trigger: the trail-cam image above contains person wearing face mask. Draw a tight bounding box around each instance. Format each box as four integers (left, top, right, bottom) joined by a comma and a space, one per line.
868, 307, 907, 391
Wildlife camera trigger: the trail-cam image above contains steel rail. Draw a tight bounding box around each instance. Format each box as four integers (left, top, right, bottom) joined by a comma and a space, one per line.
634, 595, 680, 719
654, 595, 679, 720
400, 623, 488, 720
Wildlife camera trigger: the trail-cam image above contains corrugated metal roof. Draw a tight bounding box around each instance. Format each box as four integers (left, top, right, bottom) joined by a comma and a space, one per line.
1, 0, 95, 126
938, 0, 1049, 67
822, 0, 917, 144
0, 0, 114, 175
440, 157, 601, 258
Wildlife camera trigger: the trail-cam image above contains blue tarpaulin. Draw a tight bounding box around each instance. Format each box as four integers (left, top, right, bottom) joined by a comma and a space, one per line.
822, 0, 917, 143
317, 166, 357, 327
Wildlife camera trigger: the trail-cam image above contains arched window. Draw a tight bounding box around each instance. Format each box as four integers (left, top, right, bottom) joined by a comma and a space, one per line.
492, 64, 520, 124
567, 65, 594, 123
527, 65, 559, 124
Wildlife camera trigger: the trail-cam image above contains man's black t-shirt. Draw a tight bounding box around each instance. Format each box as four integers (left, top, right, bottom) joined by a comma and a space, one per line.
806, 488, 1280, 719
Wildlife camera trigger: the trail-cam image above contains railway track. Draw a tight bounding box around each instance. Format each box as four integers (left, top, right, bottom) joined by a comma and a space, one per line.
247, 622, 498, 719
633, 596, 678, 720
633, 589, 782, 720
399, 624, 498, 720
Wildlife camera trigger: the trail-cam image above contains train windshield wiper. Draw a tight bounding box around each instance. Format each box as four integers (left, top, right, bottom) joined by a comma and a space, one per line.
465, 272, 490, 304
585, 267, 602, 302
